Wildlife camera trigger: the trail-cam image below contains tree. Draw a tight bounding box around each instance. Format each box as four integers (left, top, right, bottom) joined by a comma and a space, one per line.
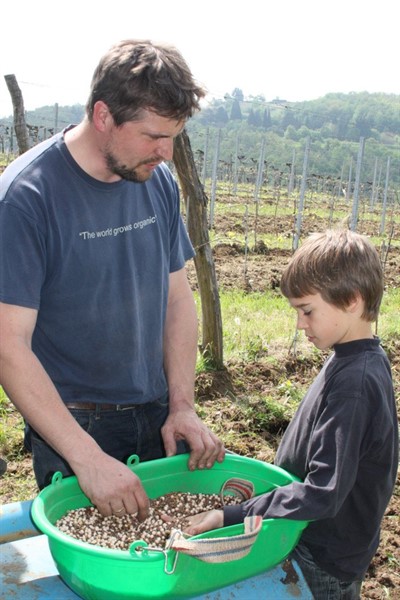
232, 88, 244, 101
262, 108, 272, 130
215, 106, 229, 125
173, 129, 224, 369
248, 109, 262, 127
230, 99, 242, 121
4, 74, 29, 154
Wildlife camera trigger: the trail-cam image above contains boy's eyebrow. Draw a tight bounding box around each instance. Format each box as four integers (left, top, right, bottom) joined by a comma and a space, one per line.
290, 300, 312, 309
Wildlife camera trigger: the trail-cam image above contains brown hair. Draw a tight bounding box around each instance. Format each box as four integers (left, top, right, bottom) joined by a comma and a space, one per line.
86, 39, 206, 124
280, 229, 384, 321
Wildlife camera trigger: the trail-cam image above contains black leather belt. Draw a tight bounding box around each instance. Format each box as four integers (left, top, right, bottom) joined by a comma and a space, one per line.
65, 402, 137, 411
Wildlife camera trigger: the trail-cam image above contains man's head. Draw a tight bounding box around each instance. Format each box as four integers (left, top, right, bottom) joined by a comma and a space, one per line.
86, 39, 206, 125
280, 229, 384, 322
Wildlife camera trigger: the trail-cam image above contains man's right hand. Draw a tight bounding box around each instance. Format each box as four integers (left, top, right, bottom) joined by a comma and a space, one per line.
72, 452, 150, 520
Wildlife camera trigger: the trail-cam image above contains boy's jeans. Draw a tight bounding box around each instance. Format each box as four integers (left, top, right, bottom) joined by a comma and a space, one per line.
25, 394, 188, 489
292, 541, 363, 600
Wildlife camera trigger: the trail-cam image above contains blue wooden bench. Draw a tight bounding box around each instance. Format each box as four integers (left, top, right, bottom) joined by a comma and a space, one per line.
0, 499, 312, 599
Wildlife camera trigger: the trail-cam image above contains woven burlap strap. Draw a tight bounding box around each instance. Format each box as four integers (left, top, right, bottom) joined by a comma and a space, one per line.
219, 477, 255, 504
166, 478, 261, 563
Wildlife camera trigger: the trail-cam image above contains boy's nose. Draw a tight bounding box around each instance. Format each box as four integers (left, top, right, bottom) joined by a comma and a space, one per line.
297, 315, 306, 330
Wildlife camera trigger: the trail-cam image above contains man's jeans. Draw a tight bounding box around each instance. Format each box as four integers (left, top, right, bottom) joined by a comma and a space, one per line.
25, 395, 188, 489
291, 542, 363, 600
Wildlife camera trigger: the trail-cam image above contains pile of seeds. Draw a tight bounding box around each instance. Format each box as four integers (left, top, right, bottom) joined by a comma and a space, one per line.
56, 492, 242, 551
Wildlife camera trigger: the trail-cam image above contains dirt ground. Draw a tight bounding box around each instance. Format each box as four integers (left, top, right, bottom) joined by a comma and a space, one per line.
186, 204, 400, 599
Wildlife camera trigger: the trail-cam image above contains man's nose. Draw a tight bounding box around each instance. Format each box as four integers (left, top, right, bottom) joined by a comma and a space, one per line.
156, 138, 174, 161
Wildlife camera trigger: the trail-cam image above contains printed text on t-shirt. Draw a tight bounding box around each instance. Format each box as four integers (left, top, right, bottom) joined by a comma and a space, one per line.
79, 216, 157, 240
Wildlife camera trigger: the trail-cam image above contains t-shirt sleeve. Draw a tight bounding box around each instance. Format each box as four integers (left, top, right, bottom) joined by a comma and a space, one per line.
0, 201, 45, 309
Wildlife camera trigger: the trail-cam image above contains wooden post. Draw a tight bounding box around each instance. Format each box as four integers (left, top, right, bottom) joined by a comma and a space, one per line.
173, 129, 224, 369
4, 74, 29, 155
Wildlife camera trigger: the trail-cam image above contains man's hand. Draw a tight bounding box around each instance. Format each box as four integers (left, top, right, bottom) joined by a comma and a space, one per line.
72, 452, 150, 520
161, 409, 225, 470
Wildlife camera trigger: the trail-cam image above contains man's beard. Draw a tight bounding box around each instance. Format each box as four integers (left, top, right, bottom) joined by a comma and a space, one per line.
104, 151, 155, 183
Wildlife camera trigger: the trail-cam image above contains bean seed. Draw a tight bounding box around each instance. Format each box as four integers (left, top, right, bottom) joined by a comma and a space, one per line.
56, 492, 241, 551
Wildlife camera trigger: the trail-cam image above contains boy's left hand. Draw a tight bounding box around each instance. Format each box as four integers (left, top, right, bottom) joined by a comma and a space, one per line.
181, 509, 224, 535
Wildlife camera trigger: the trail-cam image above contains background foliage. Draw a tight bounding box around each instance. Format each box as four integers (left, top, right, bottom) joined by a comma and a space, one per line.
1, 91, 399, 187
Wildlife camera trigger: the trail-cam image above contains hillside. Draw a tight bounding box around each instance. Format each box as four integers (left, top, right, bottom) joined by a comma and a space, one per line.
1, 92, 399, 187
186, 91, 400, 187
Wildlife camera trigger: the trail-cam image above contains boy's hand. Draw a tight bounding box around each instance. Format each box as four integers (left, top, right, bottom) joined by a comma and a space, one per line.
182, 509, 224, 535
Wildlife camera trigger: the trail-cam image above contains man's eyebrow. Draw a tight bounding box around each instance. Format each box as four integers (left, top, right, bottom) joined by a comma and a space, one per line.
148, 130, 183, 139
147, 132, 170, 138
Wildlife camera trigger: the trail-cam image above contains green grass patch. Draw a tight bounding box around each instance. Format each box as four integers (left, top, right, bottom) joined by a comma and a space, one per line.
218, 290, 294, 360
195, 286, 400, 365
378, 288, 400, 339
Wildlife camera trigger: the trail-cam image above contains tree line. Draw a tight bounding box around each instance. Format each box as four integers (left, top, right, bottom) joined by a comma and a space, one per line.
198, 90, 399, 142
1, 91, 399, 187
186, 91, 399, 189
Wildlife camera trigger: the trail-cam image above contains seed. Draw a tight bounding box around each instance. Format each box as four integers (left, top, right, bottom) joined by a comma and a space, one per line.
55, 491, 242, 551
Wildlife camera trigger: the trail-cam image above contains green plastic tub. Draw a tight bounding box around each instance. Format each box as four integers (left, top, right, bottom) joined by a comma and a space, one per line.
31, 453, 308, 599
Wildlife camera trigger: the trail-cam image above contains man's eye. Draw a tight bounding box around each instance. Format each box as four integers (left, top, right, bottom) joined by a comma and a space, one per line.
303, 310, 311, 316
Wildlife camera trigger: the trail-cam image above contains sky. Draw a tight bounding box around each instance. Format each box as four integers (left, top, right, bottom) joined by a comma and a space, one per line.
1, 0, 399, 118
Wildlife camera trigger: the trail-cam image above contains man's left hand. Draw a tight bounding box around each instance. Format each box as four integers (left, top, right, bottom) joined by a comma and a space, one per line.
161, 409, 225, 470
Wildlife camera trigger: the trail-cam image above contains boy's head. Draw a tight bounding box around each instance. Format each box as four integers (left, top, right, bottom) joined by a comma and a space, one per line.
280, 229, 384, 322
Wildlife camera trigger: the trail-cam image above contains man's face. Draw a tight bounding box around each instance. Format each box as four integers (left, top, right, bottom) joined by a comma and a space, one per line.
103, 109, 185, 183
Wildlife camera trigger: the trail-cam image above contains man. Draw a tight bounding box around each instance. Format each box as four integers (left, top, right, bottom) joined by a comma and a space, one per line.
0, 39, 224, 520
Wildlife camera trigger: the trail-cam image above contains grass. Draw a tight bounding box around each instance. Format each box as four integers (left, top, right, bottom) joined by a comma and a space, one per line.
220, 290, 291, 359
195, 286, 400, 364
0, 387, 24, 457
379, 288, 400, 338
0, 385, 38, 503
0, 390, 26, 482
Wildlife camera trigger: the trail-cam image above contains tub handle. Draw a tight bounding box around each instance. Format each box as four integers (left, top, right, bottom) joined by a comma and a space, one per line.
130, 541, 180, 574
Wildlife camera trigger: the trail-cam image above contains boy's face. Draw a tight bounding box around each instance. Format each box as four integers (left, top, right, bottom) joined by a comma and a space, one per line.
288, 292, 371, 350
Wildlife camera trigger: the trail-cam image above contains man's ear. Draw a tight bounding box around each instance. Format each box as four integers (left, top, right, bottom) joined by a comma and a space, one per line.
92, 101, 112, 132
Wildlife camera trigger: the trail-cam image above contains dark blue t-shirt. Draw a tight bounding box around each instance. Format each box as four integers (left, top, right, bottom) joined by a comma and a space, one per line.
0, 130, 194, 404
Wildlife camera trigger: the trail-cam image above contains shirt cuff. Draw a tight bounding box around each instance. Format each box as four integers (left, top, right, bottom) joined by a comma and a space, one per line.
223, 504, 245, 526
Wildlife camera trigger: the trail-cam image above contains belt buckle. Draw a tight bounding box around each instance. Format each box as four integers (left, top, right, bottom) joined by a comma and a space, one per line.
116, 404, 135, 411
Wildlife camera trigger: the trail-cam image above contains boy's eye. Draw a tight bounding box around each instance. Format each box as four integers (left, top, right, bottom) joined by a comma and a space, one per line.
303, 310, 312, 316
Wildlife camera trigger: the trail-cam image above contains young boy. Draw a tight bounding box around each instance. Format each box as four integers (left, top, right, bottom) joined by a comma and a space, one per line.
183, 229, 398, 600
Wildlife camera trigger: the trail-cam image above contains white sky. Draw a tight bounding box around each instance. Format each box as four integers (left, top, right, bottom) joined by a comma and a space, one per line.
1, 0, 399, 118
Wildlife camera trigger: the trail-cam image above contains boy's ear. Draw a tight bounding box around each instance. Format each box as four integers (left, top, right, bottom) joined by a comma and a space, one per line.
348, 292, 363, 314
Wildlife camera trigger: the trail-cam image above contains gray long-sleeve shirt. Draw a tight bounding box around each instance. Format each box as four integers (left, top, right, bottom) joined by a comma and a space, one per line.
224, 338, 398, 581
